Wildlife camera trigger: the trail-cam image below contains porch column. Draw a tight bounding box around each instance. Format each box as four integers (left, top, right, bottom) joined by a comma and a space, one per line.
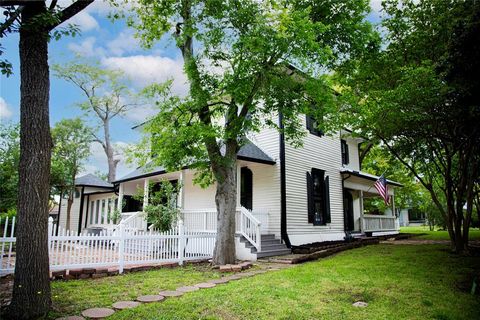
359, 190, 364, 233
143, 178, 150, 209
236, 162, 241, 207
178, 170, 185, 209
391, 192, 396, 217
117, 183, 124, 212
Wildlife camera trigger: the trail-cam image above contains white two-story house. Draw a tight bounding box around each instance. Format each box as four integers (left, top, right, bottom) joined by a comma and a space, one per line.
59, 114, 401, 260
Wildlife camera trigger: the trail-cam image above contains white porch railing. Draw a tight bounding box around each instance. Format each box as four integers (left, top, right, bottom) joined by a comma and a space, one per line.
117, 211, 147, 232
0, 216, 215, 275
363, 214, 397, 232
236, 207, 262, 252
182, 207, 263, 252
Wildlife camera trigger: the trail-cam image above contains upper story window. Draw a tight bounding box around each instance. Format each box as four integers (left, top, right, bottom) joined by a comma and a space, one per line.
306, 115, 324, 137
341, 139, 349, 165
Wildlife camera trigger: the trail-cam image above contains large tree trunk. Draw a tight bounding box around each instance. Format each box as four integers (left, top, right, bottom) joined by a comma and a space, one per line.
7, 3, 52, 319
212, 163, 237, 265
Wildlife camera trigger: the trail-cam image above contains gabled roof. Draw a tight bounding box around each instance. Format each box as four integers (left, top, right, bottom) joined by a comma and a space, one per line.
114, 140, 275, 184
75, 174, 113, 188
340, 168, 403, 187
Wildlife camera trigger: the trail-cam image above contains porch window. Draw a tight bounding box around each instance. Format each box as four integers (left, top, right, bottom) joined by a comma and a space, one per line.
341, 139, 349, 165
306, 168, 331, 225
306, 115, 324, 137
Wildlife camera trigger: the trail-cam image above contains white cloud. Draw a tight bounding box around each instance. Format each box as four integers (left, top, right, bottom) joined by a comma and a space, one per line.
0, 97, 13, 120
68, 37, 106, 57
106, 30, 140, 56
68, 11, 99, 32
101, 55, 188, 96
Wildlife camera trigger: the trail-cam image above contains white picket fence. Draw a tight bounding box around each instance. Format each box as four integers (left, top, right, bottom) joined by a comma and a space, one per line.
0, 216, 216, 276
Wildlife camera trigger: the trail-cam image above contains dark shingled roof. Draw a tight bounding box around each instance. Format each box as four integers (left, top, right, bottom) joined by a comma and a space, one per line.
75, 174, 113, 188
115, 140, 275, 183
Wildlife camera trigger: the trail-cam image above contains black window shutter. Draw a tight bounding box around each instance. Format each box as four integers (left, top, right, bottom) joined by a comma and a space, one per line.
323, 176, 331, 223
341, 140, 349, 165
306, 115, 313, 132
306, 171, 314, 223
345, 142, 349, 164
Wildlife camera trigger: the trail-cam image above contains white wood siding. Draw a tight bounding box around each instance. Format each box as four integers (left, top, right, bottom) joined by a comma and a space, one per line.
284, 117, 345, 245
58, 187, 82, 231
183, 170, 217, 209
344, 137, 361, 171
248, 119, 281, 237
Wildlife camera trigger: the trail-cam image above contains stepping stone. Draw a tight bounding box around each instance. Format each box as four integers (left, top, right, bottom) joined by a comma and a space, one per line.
226, 275, 243, 280
177, 286, 199, 293
55, 316, 85, 320
353, 301, 368, 308
208, 278, 229, 284
112, 301, 141, 310
81, 308, 115, 319
159, 290, 184, 297
195, 282, 216, 289
136, 295, 165, 303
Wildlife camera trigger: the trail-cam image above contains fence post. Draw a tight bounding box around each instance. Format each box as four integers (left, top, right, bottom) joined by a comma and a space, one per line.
118, 222, 125, 274
178, 220, 185, 265
48, 217, 53, 252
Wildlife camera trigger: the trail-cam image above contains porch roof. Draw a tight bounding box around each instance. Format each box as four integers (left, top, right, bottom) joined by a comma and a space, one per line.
115, 140, 275, 184
75, 174, 113, 188
340, 168, 403, 187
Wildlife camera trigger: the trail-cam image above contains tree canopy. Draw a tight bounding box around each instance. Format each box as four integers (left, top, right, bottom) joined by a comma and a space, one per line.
336, 0, 480, 253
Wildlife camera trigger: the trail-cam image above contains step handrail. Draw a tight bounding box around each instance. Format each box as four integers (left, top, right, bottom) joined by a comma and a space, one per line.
237, 207, 262, 252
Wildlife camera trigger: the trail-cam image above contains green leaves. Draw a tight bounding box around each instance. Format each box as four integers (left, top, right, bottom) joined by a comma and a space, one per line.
123, 0, 374, 185
51, 118, 92, 191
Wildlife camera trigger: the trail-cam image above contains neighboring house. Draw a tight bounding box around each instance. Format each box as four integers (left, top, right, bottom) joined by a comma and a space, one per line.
397, 208, 410, 227
60, 115, 402, 260
57, 174, 115, 234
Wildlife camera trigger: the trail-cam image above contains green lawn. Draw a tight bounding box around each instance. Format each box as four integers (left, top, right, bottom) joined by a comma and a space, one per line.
50, 244, 480, 320
400, 226, 480, 241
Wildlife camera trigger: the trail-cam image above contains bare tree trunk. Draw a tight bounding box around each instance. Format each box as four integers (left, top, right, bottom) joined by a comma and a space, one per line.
103, 118, 118, 182
66, 193, 74, 230
7, 3, 52, 318
212, 163, 237, 265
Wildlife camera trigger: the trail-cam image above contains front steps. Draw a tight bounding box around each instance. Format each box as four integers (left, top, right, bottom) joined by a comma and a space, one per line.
240, 234, 291, 258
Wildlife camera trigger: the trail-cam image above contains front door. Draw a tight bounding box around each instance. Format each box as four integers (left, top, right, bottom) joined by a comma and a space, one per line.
343, 190, 355, 231
240, 167, 253, 210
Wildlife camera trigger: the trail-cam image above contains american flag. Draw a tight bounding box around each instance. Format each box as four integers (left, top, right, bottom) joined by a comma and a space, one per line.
374, 174, 390, 205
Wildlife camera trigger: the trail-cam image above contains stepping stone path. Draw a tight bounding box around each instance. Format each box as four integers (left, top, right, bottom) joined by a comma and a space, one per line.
66, 263, 294, 319
136, 295, 165, 303
195, 282, 216, 289
177, 285, 199, 292
159, 290, 184, 297
208, 278, 230, 284
81, 308, 115, 319
112, 301, 141, 310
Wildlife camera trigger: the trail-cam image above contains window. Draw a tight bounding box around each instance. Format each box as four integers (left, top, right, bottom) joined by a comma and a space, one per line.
341, 139, 349, 165
306, 115, 324, 137
306, 168, 331, 225
74, 189, 81, 198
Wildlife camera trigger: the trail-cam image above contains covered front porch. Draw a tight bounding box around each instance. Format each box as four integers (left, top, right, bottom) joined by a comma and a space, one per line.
341, 169, 402, 235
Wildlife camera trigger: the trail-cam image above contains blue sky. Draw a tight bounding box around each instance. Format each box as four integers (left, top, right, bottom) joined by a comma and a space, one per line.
0, 0, 383, 179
